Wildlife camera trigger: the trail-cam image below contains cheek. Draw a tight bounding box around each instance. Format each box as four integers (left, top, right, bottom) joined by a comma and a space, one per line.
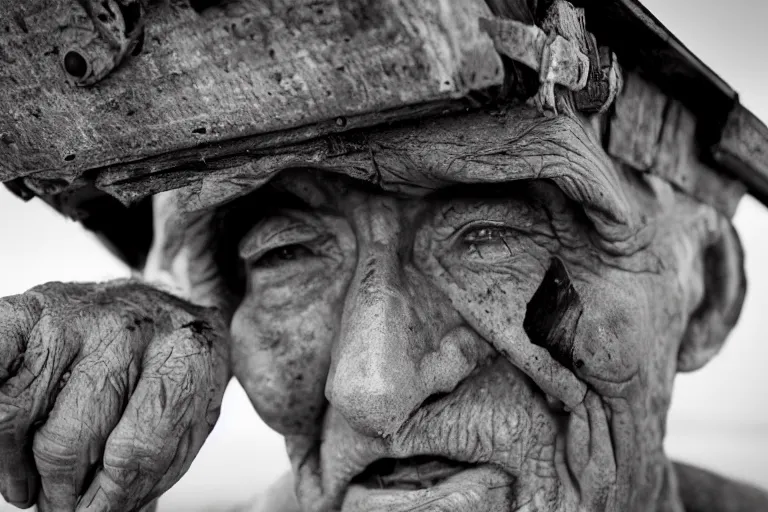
417, 240, 549, 345
231, 272, 349, 435
570, 268, 685, 398
571, 280, 646, 393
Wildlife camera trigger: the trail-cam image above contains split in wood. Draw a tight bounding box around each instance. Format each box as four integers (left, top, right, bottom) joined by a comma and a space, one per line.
479, 16, 589, 115
523, 256, 585, 372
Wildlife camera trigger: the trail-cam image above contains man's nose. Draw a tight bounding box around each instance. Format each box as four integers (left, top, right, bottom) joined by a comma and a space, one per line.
325, 236, 480, 438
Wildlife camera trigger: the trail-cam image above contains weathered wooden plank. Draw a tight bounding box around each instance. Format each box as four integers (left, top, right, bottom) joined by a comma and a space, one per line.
712, 104, 768, 208
572, 0, 736, 124
541, 0, 615, 113
608, 72, 745, 217
2, 0, 767, 219
92, 99, 464, 204
607, 72, 667, 171
0, 0, 503, 182
653, 100, 745, 218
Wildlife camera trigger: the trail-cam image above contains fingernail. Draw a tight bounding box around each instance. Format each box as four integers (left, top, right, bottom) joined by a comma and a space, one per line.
75, 484, 101, 512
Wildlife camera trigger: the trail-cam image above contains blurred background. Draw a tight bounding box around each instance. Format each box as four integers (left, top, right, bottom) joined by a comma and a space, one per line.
1, 0, 768, 509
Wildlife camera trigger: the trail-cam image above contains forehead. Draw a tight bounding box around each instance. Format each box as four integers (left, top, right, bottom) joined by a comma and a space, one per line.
160, 108, 629, 222
152, 109, 643, 276
260, 168, 538, 214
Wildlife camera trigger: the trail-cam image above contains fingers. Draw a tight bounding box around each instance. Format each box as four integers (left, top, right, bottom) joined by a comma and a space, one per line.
581, 391, 615, 510
563, 390, 617, 511
0, 442, 37, 509
76, 324, 220, 512
32, 344, 141, 512
143, 423, 209, 504
0, 283, 228, 511
0, 295, 39, 508
497, 325, 587, 409
0, 295, 41, 384
0, 311, 79, 508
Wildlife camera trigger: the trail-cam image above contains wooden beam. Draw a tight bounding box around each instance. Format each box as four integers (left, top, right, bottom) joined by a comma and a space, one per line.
713, 104, 768, 207
0, 0, 503, 182
573, 0, 736, 126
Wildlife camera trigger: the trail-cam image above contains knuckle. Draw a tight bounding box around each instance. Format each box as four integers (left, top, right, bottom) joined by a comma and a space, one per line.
27, 282, 89, 302
32, 430, 77, 476
0, 294, 33, 317
0, 295, 40, 337
152, 333, 212, 375
103, 439, 165, 486
0, 401, 26, 440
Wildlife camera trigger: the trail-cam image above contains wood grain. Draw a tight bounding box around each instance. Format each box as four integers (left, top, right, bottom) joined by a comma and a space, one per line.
653, 100, 745, 218
608, 72, 667, 171
1, 0, 765, 222
0, 0, 503, 181
713, 104, 768, 208
608, 72, 745, 217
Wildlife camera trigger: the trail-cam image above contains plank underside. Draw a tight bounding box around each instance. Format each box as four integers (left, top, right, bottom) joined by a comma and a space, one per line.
713, 104, 768, 207
0, 0, 503, 182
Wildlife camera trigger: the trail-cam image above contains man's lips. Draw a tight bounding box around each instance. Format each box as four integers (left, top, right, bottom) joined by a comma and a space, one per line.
351, 456, 473, 490
342, 463, 515, 512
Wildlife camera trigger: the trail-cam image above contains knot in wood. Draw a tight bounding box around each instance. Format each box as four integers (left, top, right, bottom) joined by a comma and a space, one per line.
63, 51, 88, 78
59, 0, 145, 86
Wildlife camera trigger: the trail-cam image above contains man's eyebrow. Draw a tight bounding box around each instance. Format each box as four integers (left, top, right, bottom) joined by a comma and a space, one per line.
427, 190, 547, 237
269, 170, 338, 209
164, 109, 642, 253
342, 108, 645, 251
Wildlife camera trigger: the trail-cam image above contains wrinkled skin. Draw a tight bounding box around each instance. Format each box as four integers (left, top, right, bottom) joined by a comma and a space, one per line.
0, 123, 747, 510
228, 170, 743, 512
0, 282, 229, 511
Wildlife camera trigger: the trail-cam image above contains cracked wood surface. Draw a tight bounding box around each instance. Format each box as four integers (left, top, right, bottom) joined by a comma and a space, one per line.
0, 0, 502, 182
607, 73, 746, 218
1, 0, 767, 216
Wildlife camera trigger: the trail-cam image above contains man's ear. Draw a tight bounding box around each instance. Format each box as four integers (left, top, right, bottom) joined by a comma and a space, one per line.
677, 217, 747, 372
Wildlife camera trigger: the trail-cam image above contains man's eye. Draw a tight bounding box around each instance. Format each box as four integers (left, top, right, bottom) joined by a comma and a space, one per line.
456, 224, 522, 262
462, 225, 517, 243
253, 244, 314, 267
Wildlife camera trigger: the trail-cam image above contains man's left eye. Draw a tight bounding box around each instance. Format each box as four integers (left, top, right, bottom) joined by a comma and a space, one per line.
253, 244, 314, 267
455, 224, 523, 262
462, 225, 517, 243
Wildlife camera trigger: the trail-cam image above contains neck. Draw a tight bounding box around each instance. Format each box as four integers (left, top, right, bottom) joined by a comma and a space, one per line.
673, 461, 768, 512
643, 458, 687, 512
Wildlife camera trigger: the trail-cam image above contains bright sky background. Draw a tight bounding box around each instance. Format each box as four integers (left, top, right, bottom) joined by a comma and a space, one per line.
1, 0, 767, 510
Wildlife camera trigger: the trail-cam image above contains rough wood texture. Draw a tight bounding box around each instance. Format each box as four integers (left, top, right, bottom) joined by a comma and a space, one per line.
608, 72, 745, 217
480, 5, 590, 94
0, 0, 503, 181
57, 0, 145, 86
1, 0, 766, 222
572, 0, 736, 122
541, 0, 619, 113
608, 72, 667, 171
115, 106, 642, 244
713, 103, 768, 207
654, 100, 745, 218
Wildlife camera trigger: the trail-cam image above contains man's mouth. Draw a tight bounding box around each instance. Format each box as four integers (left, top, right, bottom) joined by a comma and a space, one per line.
351, 456, 473, 491
296, 361, 542, 512
342, 456, 515, 512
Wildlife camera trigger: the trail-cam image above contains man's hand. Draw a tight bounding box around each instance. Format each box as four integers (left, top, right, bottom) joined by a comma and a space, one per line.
0, 281, 229, 511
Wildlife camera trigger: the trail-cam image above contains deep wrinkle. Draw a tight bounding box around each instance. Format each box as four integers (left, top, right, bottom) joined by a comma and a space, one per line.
222, 168, 731, 512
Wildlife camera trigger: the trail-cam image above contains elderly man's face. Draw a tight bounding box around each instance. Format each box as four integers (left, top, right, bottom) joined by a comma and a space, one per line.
225, 169, 719, 512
